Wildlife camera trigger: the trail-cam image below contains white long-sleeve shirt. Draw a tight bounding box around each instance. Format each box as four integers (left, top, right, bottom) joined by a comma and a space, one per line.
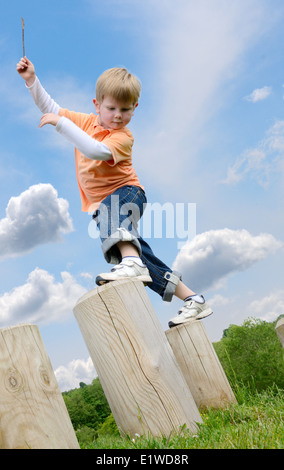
26, 77, 112, 161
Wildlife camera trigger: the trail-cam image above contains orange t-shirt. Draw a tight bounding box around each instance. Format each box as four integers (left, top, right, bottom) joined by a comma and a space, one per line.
59, 108, 143, 212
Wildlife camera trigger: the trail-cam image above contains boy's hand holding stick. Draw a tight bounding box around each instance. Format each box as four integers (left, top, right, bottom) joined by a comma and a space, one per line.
16, 56, 35, 86
18, 19, 35, 87
18, 18, 57, 128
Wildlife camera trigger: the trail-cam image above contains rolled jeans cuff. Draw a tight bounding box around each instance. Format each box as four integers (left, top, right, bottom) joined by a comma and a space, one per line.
162, 270, 182, 302
102, 227, 142, 264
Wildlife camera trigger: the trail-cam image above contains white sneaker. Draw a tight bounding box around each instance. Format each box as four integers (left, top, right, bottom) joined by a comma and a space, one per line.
96, 259, 152, 286
168, 296, 213, 328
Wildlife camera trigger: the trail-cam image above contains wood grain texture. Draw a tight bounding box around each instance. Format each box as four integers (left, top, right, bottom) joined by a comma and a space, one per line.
73, 279, 202, 437
166, 321, 237, 409
0, 324, 79, 449
276, 318, 284, 348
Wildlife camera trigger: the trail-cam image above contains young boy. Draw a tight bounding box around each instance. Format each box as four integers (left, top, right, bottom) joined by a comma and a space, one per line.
16, 56, 213, 327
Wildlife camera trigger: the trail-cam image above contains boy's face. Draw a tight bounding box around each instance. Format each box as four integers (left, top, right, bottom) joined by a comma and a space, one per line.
93, 95, 138, 130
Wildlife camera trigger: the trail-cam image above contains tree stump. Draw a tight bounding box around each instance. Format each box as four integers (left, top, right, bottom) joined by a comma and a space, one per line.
166, 321, 237, 409
276, 318, 284, 348
73, 279, 202, 438
0, 324, 79, 449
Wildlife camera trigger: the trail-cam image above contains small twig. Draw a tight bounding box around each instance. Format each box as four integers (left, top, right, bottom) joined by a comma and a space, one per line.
21, 17, 25, 57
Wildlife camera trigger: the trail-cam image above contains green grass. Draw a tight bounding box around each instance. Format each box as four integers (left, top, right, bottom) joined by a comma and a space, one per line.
77, 385, 284, 449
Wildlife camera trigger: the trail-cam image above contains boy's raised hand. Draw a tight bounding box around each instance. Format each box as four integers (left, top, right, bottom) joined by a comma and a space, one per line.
16, 56, 36, 86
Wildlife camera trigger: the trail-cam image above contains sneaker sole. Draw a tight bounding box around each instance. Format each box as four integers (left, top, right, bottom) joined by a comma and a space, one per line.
96, 275, 152, 286
168, 308, 213, 328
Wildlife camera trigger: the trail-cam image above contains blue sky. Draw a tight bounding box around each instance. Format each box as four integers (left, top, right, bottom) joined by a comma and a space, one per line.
1, 0, 284, 391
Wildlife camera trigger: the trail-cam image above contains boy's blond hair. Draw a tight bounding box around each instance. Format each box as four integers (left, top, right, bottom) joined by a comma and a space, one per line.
96, 67, 141, 106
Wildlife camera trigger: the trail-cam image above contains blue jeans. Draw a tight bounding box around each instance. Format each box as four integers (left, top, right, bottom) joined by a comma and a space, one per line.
92, 185, 181, 301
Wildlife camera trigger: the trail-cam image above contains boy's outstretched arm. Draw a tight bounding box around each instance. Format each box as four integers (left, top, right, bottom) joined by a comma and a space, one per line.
17, 56, 60, 115
17, 57, 111, 161
39, 113, 112, 162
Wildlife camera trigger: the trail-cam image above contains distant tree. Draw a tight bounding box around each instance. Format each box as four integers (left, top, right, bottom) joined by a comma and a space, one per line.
63, 389, 99, 429
97, 413, 120, 437
63, 378, 111, 430
213, 317, 284, 392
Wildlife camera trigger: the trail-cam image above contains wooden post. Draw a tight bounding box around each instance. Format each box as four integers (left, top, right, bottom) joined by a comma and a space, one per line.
276, 318, 284, 348
0, 324, 79, 449
73, 279, 202, 438
166, 321, 237, 409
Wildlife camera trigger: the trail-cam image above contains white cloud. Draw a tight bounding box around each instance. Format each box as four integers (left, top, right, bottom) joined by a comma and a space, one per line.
208, 294, 230, 309
222, 119, 284, 186
55, 357, 96, 392
0, 268, 87, 327
249, 290, 284, 322
172, 228, 283, 292
79, 272, 94, 280
132, 0, 272, 188
0, 184, 73, 260
245, 86, 272, 103
49, 76, 94, 114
